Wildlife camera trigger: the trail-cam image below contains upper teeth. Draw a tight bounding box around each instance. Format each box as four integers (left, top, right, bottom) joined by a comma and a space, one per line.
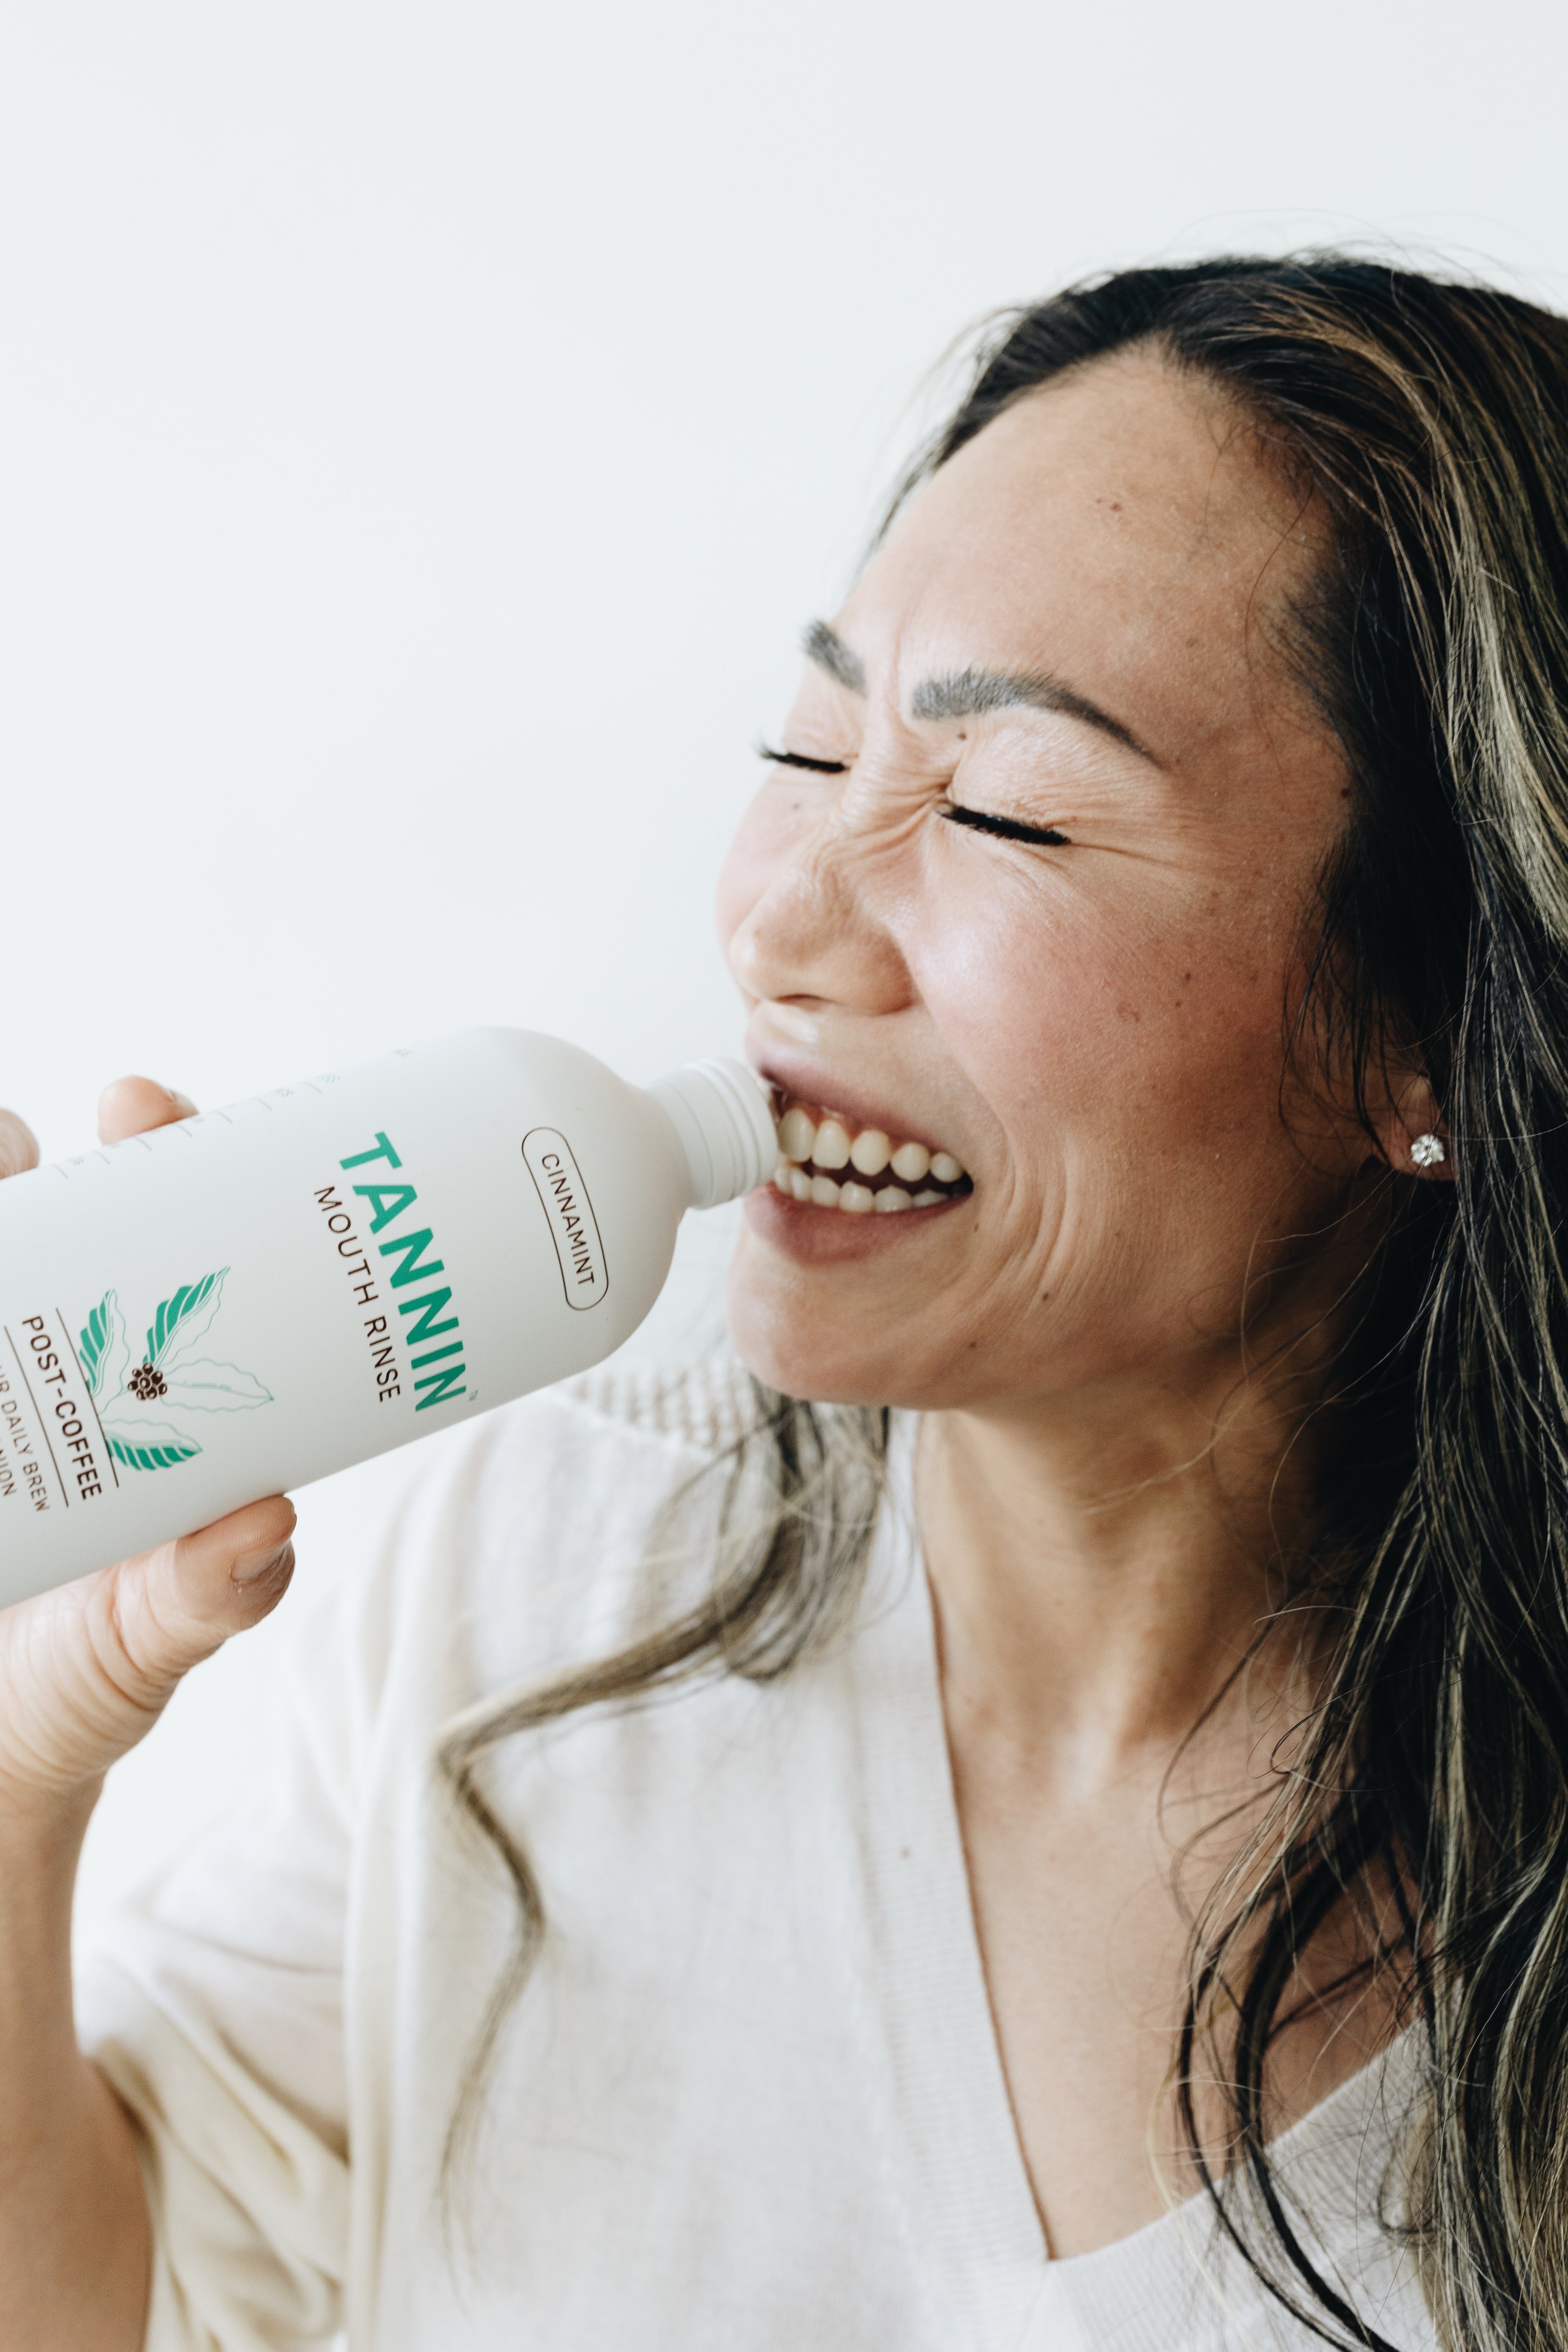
770, 1097, 970, 1215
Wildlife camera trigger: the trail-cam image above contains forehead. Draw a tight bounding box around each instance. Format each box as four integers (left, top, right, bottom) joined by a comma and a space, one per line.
844, 346, 1327, 765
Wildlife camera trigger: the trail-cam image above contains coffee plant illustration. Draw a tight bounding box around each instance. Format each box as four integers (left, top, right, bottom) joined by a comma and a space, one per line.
78, 1271, 273, 1471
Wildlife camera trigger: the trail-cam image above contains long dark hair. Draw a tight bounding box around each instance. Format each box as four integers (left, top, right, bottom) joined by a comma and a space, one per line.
443, 257, 1568, 2351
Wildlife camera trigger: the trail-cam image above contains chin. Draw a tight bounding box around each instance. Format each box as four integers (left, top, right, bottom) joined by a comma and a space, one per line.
726, 1287, 880, 1406
723, 1244, 952, 1412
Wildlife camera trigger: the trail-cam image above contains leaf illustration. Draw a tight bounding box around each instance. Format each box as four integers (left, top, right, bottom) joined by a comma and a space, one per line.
79, 1290, 130, 1402
106, 1431, 204, 1472
161, 1361, 273, 1414
100, 1397, 185, 1438
146, 1271, 227, 1370
99, 1403, 203, 1470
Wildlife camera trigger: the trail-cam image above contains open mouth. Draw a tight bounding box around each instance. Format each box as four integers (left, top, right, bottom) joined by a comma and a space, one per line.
769, 1091, 973, 1216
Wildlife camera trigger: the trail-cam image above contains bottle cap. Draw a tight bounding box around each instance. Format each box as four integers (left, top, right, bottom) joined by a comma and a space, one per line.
649, 1058, 777, 1209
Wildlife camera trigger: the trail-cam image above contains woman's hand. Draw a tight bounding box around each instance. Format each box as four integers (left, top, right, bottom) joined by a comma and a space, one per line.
0, 1078, 296, 1820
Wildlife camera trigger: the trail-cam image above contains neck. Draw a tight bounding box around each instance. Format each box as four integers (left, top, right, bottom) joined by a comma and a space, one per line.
918, 1351, 1333, 1788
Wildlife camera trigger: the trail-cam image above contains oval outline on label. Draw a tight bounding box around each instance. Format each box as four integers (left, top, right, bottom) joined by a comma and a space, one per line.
521, 1128, 609, 1311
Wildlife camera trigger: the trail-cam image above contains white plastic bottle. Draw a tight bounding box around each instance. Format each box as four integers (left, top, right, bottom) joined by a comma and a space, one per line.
0, 1029, 775, 1607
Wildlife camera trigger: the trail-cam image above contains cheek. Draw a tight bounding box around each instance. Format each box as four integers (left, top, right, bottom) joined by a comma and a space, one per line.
916, 874, 1291, 1167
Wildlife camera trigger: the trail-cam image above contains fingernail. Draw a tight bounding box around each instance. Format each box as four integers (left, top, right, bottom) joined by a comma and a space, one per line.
232, 1540, 295, 1589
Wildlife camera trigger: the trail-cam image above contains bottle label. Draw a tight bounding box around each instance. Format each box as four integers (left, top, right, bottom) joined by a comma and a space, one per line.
321, 1129, 470, 1416
3, 1277, 273, 1508
521, 1129, 609, 1311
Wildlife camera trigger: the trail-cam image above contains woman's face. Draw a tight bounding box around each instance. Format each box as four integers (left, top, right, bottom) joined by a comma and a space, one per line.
717, 346, 1362, 1415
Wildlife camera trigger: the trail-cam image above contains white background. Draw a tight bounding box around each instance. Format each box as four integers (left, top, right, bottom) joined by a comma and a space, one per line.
0, 0, 1561, 1941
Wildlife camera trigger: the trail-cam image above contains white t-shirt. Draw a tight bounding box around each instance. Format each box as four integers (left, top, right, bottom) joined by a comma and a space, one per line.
77, 1368, 1436, 2352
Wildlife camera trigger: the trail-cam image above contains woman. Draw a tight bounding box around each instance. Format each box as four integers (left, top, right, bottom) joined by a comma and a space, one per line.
2, 254, 1564, 2351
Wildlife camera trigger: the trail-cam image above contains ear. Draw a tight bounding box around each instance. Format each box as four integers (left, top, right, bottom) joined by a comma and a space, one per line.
1370, 1069, 1455, 1184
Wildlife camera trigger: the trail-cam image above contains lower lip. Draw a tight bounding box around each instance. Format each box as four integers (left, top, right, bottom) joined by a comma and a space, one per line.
743, 1183, 969, 1264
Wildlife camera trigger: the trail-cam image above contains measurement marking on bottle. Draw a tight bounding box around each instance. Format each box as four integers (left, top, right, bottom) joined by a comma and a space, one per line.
3, 1327, 69, 1510
57, 1311, 119, 1491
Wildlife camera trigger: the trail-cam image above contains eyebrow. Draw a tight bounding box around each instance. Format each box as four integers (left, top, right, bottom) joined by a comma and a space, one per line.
802, 618, 867, 694
802, 619, 1156, 765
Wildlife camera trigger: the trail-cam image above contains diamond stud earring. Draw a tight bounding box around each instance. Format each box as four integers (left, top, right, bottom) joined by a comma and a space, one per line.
1411, 1132, 1446, 1168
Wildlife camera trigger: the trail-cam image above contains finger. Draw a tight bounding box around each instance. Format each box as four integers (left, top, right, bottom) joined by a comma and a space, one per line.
88, 1497, 299, 1719
97, 1075, 198, 1145
0, 1496, 298, 1807
156, 1494, 300, 1642
0, 1108, 39, 1179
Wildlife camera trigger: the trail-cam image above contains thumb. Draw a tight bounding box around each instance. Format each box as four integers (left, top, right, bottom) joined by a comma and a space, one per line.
106, 1496, 300, 1712
0, 1496, 297, 1807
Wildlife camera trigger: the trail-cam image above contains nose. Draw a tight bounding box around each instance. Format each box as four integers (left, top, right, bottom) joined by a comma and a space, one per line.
726, 824, 915, 1018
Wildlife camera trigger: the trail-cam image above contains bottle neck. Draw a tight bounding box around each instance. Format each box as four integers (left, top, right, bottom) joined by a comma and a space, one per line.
647, 1060, 777, 1209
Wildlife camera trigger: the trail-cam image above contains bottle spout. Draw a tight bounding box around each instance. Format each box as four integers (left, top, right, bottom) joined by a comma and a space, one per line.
648, 1059, 778, 1209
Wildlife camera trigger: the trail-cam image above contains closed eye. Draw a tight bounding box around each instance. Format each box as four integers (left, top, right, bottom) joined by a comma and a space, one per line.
942, 804, 1070, 847
759, 743, 849, 775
